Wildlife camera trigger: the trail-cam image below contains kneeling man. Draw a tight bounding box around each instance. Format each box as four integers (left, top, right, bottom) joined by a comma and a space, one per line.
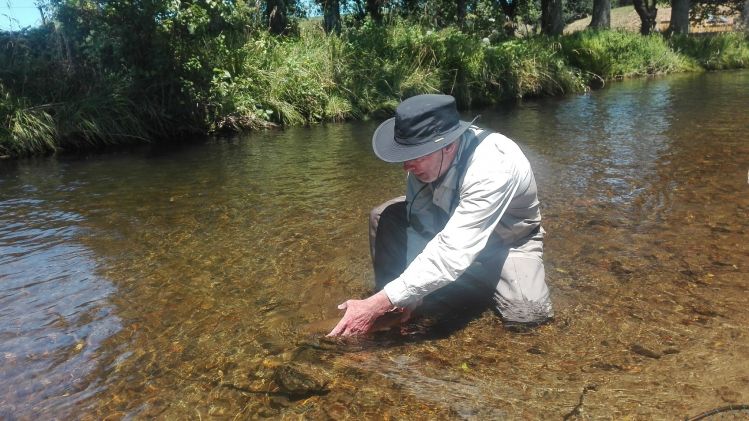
329, 94, 553, 336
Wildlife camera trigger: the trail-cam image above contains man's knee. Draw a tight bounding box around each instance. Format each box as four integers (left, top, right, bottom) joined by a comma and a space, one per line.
369, 196, 406, 263
493, 254, 553, 325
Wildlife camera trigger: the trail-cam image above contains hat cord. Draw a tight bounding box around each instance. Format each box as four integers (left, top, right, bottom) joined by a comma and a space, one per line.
406, 148, 446, 230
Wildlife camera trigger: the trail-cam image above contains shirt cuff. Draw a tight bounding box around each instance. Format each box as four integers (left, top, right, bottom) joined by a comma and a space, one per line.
383, 278, 418, 308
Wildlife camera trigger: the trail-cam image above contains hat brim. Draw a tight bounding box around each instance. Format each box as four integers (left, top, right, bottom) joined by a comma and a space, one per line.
372, 118, 473, 163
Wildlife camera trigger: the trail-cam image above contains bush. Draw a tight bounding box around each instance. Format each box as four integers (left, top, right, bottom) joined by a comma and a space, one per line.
561, 29, 702, 80
2, 11, 748, 158
670, 32, 749, 70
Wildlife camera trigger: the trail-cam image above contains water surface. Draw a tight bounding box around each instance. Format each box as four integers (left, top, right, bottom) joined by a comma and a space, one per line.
1, 70, 748, 419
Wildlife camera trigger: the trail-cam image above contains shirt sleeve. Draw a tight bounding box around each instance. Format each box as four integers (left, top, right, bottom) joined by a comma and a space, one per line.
383, 138, 525, 307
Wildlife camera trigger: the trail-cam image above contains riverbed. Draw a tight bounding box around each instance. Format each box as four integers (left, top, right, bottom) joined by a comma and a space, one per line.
1, 70, 748, 419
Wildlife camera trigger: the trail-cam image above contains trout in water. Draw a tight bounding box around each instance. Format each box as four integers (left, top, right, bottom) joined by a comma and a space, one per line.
301, 308, 410, 335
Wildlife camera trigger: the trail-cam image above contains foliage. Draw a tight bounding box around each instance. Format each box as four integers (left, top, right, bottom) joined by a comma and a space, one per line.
670, 32, 749, 69
561, 29, 702, 79
1, 0, 748, 158
484, 37, 587, 99
564, 0, 593, 24
335, 21, 441, 114
0, 85, 56, 156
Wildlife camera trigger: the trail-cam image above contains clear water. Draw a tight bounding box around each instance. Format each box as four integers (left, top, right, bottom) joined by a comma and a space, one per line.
1, 70, 748, 419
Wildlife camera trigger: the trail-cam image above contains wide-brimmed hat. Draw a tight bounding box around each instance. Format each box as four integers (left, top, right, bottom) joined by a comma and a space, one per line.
372, 94, 475, 163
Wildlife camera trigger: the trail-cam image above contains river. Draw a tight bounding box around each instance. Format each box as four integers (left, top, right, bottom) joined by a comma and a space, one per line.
1, 70, 748, 419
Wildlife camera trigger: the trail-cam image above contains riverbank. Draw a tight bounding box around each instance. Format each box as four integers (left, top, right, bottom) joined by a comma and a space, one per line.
1, 23, 748, 158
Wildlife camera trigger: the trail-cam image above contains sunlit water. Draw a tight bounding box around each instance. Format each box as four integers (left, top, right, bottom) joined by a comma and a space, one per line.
1, 70, 748, 419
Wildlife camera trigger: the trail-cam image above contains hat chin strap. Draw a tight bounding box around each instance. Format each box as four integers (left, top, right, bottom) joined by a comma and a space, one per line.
433, 148, 446, 186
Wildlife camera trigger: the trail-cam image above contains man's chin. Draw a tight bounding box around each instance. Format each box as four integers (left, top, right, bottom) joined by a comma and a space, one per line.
413, 174, 434, 183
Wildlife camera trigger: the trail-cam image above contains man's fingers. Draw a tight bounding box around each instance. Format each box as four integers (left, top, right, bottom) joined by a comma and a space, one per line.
328, 321, 356, 337
328, 302, 350, 336
328, 310, 351, 336
327, 320, 344, 336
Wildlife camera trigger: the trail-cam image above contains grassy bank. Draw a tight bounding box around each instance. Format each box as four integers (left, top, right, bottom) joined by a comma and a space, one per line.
1, 23, 748, 158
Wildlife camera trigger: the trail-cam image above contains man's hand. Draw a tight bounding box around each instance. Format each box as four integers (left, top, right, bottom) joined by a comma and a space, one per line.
327, 291, 394, 337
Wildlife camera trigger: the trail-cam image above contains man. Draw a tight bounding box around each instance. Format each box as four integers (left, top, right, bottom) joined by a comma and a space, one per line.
328, 94, 553, 336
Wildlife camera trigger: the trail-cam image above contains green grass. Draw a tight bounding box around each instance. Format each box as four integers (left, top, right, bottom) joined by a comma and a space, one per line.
0, 81, 151, 157
561, 29, 702, 80
1, 21, 748, 158
670, 32, 749, 70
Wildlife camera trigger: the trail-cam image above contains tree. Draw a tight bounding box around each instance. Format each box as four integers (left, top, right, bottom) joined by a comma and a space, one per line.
589, 0, 611, 28
366, 0, 384, 22
497, 0, 518, 36
457, 0, 467, 27
667, 0, 690, 34
632, 0, 657, 34
322, 0, 341, 33
541, 0, 564, 35
267, 0, 290, 34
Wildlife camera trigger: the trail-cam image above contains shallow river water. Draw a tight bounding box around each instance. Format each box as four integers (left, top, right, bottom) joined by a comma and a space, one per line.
1, 70, 748, 419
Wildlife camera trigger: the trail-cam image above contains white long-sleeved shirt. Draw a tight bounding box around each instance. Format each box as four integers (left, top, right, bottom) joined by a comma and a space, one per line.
382, 127, 542, 307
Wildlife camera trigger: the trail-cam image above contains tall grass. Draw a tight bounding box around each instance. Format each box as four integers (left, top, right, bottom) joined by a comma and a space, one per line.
2, 23, 748, 158
561, 29, 702, 80
335, 21, 586, 111
670, 32, 749, 70
1, 95, 57, 156
0, 81, 152, 157
482, 37, 587, 101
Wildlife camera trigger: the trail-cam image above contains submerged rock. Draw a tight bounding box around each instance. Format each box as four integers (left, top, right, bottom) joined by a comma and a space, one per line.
630, 343, 661, 359
273, 363, 331, 398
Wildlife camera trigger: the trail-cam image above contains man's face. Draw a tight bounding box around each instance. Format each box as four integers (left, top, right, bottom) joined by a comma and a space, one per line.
402, 146, 451, 183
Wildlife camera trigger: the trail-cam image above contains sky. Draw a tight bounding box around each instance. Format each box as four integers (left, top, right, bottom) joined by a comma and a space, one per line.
0, 0, 43, 31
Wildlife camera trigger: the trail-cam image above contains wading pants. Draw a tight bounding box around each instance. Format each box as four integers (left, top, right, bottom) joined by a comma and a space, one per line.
369, 197, 554, 325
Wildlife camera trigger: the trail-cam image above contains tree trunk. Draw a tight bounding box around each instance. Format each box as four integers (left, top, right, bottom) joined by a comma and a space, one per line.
590, 0, 611, 28
457, 0, 467, 28
366, 0, 383, 23
744, 0, 749, 31
667, 0, 690, 35
541, 0, 564, 35
497, 0, 517, 36
323, 0, 340, 34
267, 0, 288, 35
632, 0, 658, 34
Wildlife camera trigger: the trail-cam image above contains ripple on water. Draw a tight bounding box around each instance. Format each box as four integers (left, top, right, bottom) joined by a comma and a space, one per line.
1, 70, 749, 418
0, 201, 121, 416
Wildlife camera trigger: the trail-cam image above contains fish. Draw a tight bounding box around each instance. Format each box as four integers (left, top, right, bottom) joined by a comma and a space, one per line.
300, 308, 409, 335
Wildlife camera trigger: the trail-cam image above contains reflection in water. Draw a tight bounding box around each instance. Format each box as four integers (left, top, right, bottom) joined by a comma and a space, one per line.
0, 197, 120, 417
0, 70, 748, 418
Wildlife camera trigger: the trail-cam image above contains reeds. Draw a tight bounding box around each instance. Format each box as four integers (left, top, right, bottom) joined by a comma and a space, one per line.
0, 81, 151, 156
560, 29, 702, 81
670, 32, 749, 70
1, 21, 748, 158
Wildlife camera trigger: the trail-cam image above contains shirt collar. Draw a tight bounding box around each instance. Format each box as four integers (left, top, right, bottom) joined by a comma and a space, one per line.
431, 131, 475, 214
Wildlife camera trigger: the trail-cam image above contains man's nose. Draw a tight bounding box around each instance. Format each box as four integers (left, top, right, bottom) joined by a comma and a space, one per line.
403, 160, 417, 172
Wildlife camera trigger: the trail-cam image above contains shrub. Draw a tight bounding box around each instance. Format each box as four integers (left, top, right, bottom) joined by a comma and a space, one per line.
561, 29, 702, 80
670, 32, 749, 70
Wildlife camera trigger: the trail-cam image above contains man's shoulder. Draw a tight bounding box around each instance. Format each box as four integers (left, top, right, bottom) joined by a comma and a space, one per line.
463, 128, 532, 179
468, 128, 521, 156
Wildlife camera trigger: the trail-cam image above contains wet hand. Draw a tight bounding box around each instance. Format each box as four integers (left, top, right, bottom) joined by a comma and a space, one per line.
327, 291, 394, 337
400, 298, 422, 323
